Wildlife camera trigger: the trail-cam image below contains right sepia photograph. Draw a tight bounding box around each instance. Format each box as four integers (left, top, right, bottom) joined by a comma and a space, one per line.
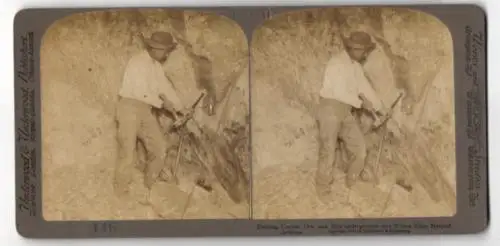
250, 7, 456, 219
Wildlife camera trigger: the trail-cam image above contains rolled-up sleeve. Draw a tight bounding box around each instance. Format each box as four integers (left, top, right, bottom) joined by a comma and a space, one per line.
357, 70, 384, 112
159, 74, 184, 111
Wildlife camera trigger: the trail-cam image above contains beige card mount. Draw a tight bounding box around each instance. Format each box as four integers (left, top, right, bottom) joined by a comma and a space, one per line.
14, 5, 488, 238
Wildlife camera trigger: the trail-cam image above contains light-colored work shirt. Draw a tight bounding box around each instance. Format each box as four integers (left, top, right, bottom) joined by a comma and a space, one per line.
319, 50, 384, 111
119, 50, 184, 110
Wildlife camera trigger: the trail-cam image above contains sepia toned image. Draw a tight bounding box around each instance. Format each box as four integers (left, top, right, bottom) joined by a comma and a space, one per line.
41, 9, 250, 220
251, 7, 456, 219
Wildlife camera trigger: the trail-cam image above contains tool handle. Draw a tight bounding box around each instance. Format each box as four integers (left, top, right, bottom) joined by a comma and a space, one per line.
169, 93, 205, 131
192, 93, 205, 109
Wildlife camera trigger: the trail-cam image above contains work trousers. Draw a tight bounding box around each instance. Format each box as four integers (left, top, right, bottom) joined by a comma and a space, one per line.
114, 97, 174, 194
315, 97, 367, 189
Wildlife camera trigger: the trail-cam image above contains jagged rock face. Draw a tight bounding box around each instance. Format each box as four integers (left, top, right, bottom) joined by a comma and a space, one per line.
251, 8, 455, 218
41, 10, 249, 220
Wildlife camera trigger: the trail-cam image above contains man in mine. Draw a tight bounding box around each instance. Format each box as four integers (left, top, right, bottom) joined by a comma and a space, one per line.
315, 31, 389, 198
114, 31, 194, 195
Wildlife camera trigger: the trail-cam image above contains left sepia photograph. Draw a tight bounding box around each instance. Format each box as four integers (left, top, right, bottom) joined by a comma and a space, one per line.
41, 9, 250, 220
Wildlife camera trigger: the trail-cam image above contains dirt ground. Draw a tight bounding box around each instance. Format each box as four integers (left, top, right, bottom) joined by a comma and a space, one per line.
41, 9, 250, 220
251, 8, 456, 219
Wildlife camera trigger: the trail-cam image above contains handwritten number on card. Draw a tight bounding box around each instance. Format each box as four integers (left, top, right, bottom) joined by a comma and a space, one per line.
93, 222, 117, 234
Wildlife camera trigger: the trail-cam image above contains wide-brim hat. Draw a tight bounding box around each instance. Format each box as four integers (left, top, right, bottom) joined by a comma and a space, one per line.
144, 31, 176, 49
343, 31, 375, 50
